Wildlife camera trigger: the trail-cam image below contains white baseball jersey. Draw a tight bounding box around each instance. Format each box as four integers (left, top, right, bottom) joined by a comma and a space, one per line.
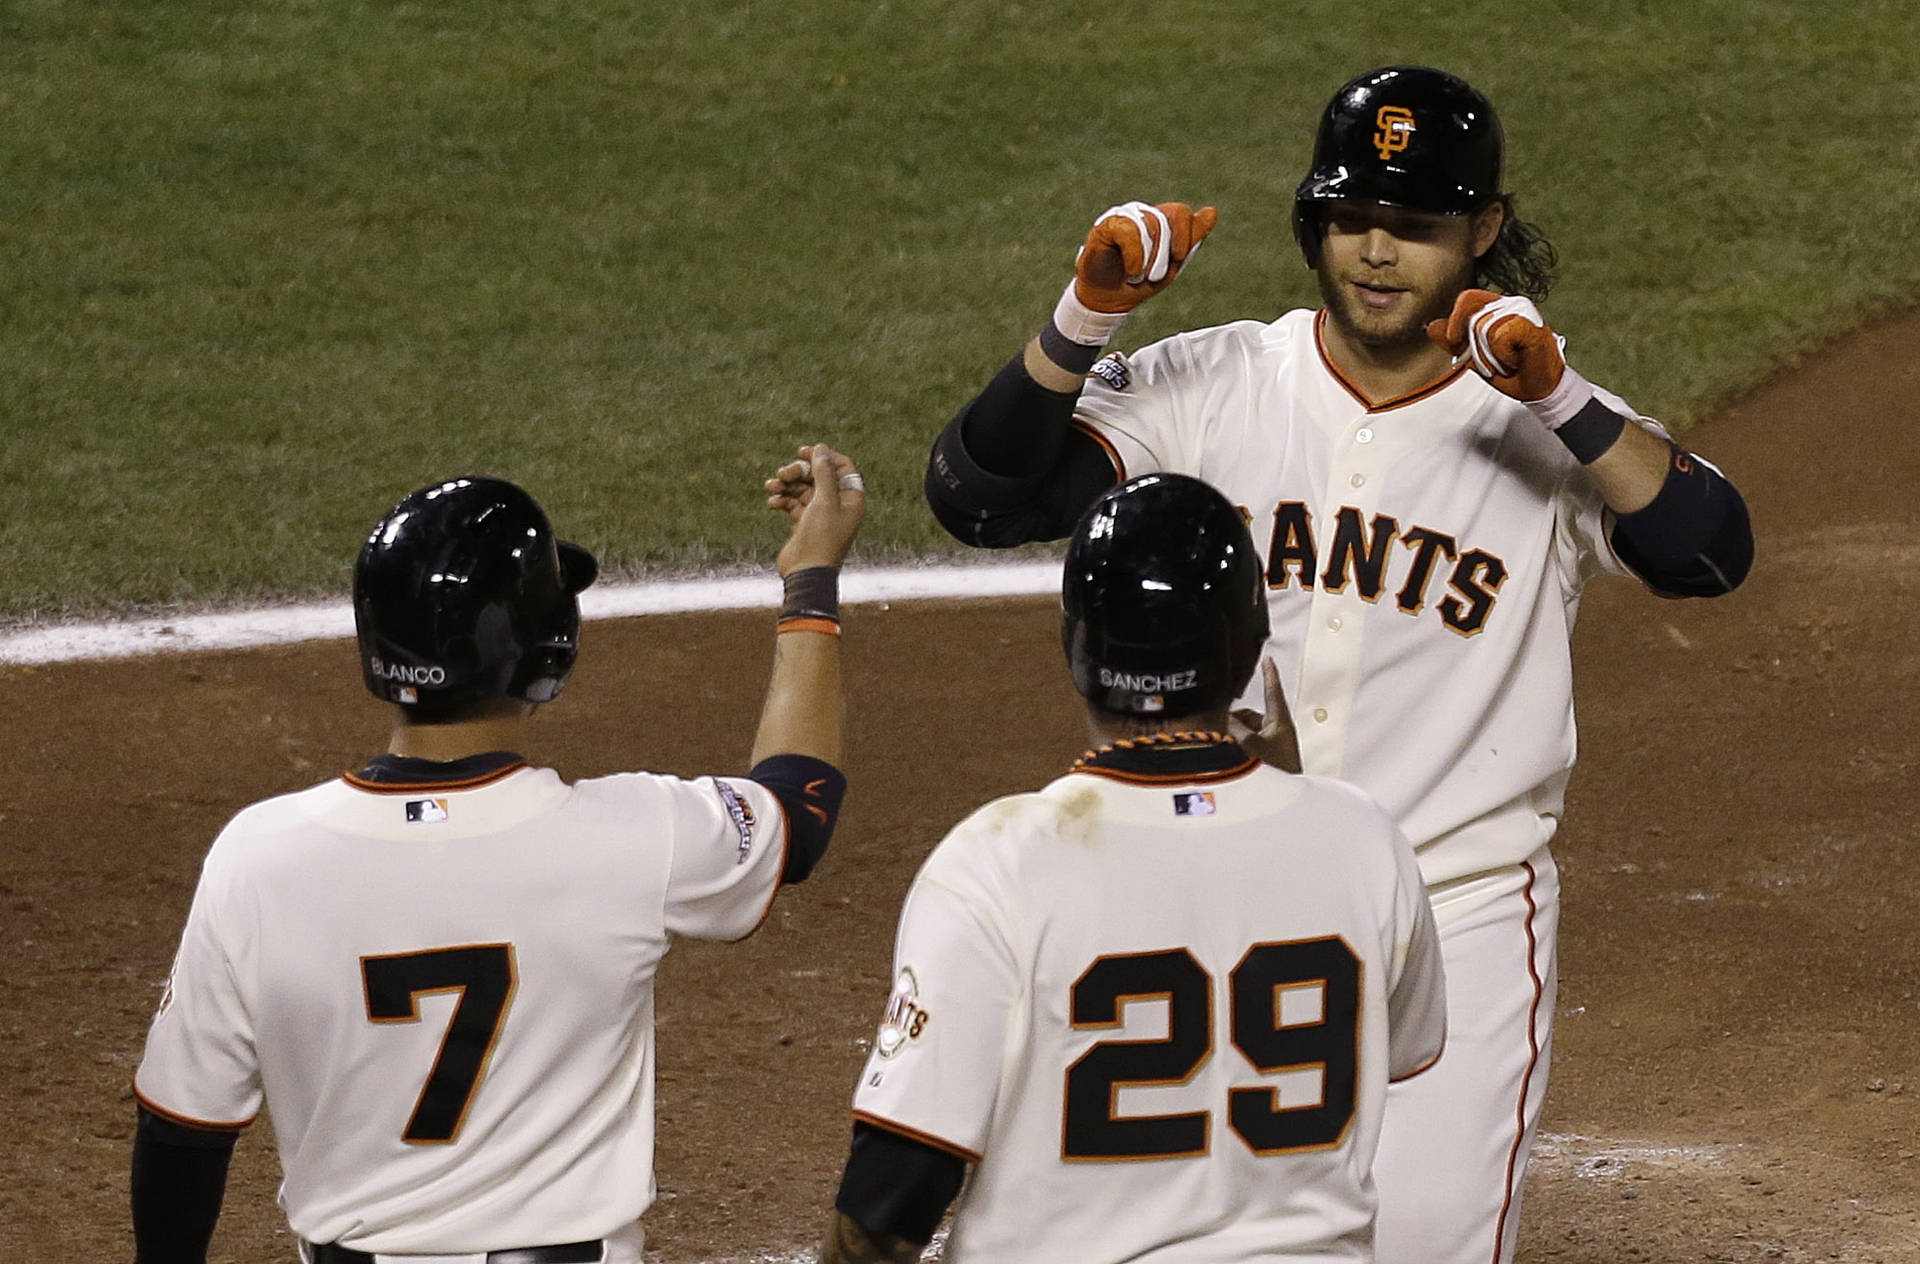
134, 758, 789, 1254
1074, 309, 1654, 890
851, 749, 1445, 1263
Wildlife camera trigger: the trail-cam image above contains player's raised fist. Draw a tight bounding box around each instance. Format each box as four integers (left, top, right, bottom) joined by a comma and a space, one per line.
1426, 289, 1568, 403
766, 444, 867, 576
1074, 201, 1220, 315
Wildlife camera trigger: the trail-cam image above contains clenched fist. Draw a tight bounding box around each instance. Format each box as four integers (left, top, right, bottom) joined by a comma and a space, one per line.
1052, 200, 1218, 346
1427, 289, 1595, 429
1074, 201, 1220, 314
764, 444, 867, 577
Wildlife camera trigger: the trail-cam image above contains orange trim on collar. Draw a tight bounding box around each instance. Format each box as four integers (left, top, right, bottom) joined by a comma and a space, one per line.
1313, 309, 1469, 413
340, 762, 530, 795
1069, 758, 1261, 788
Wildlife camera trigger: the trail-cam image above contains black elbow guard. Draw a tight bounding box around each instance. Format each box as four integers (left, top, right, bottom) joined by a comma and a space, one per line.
749, 754, 846, 883
926, 413, 1050, 547
925, 349, 1102, 548
1608, 446, 1754, 597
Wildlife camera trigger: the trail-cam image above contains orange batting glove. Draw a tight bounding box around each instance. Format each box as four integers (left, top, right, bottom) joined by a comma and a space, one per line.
1052, 201, 1219, 346
1426, 289, 1595, 428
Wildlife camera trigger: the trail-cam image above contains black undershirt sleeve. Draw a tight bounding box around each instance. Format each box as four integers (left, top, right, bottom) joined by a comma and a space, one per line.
130, 1108, 238, 1264
833, 1121, 969, 1246
1605, 442, 1754, 597
747, 754, 847, 884
925, 351, 1122, 547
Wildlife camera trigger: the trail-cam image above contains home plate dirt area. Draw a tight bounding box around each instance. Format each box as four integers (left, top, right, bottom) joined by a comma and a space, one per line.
5, 309, 1917, 1262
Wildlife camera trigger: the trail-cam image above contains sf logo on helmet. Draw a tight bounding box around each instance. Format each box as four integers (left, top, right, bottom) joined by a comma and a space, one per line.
1373, 105, 1415, 161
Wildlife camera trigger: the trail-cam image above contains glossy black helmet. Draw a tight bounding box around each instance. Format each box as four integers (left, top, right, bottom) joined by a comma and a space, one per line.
354, 476, 598, 712
1293, 65, 1505, 267
1062, 473, 1269, 717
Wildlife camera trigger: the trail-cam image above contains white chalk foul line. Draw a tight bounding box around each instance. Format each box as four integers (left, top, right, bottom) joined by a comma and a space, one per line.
0, 560, 1063, 667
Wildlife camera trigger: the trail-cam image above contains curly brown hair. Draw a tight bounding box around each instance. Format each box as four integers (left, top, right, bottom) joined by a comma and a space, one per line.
1475, 196, 1558, 302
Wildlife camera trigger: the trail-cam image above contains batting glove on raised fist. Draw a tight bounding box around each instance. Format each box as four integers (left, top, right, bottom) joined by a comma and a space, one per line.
1053, 201, 1218, 346
1427, 290, 1595, 430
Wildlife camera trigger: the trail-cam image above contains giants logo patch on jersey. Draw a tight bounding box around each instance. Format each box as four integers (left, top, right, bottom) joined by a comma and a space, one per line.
1260, 501, 1509, 637
875, 966, 931, 1059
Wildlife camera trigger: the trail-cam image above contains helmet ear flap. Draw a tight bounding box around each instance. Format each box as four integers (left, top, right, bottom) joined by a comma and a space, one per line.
1291, 202, 1325, 270
505, 596, 583, 705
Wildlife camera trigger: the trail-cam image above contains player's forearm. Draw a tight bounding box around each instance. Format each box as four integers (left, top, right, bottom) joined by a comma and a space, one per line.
130, 1110, 237, 1264
1025, 324, 1103, 392
1578, 411, 1671, 513
1547, 395, 1753, 595
820, 1210, 924, 1264
751, 626, 843, 767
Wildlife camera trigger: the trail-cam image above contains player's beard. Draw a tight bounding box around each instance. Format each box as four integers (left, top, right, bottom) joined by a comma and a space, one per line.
1314, 255, 1476, 352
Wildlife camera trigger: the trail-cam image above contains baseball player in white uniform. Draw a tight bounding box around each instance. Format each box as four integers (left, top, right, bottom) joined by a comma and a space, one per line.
822, 472, 1446, 1263
921, 67, 1754, 1263
130, 446, 867, 1264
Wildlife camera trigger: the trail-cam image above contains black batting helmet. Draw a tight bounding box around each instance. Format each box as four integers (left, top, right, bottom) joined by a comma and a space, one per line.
354, 476, 598, 713
1293, 65, 1505, 267
1062, 473, 1269, 717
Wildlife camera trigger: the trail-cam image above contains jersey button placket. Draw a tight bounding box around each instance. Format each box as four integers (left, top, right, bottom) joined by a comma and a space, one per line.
1296, 416, 1386, 776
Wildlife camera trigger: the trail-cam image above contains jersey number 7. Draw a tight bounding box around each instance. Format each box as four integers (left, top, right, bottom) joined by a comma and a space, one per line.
362, 944, 518, 1144
1064, 938, 1359, 1161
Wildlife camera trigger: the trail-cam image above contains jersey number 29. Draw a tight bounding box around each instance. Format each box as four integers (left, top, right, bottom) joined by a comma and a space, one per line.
1063, 938, 1358, 1161
361, 944, 517, 1144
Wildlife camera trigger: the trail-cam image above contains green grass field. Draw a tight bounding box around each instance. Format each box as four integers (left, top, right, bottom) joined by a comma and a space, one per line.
2, 0, 1914, 620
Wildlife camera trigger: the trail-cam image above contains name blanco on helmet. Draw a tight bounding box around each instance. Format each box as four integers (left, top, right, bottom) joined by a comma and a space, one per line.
1098, 667, 1198, 693
369, 656, 447, 686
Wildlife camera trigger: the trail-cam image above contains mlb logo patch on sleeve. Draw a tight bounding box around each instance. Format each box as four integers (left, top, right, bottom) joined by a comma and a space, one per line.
405, 798, 450, 824
1173, 791, 1216, 817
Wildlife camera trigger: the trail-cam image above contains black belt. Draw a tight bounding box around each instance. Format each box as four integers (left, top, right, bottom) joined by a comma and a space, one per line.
305, 1241, 602, 1264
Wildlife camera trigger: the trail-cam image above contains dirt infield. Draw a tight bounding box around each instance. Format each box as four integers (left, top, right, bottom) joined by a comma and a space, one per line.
5, 309, 1917, 1261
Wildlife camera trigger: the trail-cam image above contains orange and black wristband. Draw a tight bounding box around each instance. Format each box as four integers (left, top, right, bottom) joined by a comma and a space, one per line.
778, 566, 841, 636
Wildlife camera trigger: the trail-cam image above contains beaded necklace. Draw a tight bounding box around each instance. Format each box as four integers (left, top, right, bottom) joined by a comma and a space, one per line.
1069, 730, 1236, 772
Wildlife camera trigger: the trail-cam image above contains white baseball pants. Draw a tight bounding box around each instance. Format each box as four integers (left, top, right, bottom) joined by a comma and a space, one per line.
1373, 849, 1559, 1264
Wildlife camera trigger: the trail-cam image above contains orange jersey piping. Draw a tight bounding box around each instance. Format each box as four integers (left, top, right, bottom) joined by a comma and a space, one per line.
852, 1109, 983, 1164
132, 1083, 256, 1133
733, 786, 792, 942
340, 762, 529, 795
1490, 860, 1547, 1259
1388, 1044, 1444, 1084
1071, 418, 1127, 481
1314, 310, 1469, 413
